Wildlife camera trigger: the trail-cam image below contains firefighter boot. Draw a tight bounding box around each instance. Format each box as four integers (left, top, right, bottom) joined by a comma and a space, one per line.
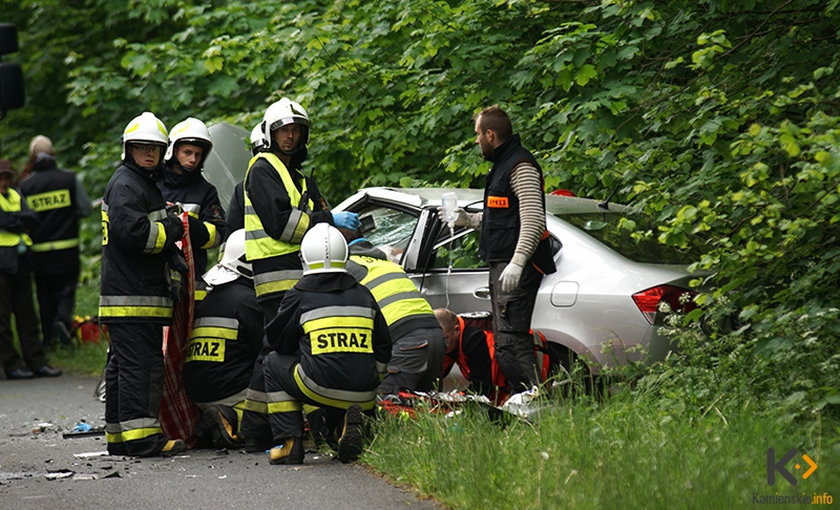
269, 437, 304, 465
338, 405, 364, 464
201, 405, 239, 449
158, 439, 187, 457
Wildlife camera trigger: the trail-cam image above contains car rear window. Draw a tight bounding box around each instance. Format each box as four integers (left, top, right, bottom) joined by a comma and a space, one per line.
560, 213, 700, 265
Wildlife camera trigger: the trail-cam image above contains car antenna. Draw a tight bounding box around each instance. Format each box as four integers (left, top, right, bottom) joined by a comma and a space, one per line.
598, 181, 621, 210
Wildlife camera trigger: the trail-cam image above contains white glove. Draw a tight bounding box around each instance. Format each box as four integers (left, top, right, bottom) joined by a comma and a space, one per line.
499, 262, 524, 293
437, 207, 481, 228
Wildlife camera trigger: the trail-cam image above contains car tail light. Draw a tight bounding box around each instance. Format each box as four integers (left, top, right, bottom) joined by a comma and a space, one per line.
632, 285, 698, 325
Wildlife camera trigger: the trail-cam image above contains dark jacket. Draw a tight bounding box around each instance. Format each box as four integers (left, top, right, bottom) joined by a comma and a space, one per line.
184, 277, 264, 403
99, 160, 183, 324
157, 163, 226, 274
18, 154, 88, 275
265, 272, 391, 393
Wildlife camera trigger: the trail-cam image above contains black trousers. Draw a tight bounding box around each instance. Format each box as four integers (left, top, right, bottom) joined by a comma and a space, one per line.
489, 261, 542, 393
238, 294, 283, 450
0, 268, 47, 373
104, 322, 168, 456
34, 270, 79, 347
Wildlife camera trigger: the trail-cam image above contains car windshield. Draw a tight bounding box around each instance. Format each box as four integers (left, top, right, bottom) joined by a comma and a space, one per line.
560, 212, 700, 265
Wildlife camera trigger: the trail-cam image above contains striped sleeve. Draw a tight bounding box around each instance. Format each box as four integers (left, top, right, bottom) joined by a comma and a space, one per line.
510, 162, 545, 267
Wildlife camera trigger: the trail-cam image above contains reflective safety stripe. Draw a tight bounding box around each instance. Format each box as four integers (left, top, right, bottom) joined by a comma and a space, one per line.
300, 305, 376, 323
30, 237, 80, 252
293, 365, 376, 411
253, 269, 301, 298
201, 221, 219, 249
143, 209, 170, 255
98, 295, 173, 319
182, 203, 201, 214
121, 426, 163, 442
193, 316, 239, 330
243, 388, 270, 414
105, 422, 123, 443
243, 152, 314, 261
353, 256, 434, 328
266, 390, 302, 415
119, 417, 162, 442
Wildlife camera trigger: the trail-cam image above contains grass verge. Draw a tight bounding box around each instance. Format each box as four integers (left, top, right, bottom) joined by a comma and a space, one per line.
365, 388, 840, 509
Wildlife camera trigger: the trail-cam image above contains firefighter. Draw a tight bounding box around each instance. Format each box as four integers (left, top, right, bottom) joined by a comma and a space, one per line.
262, 223, 391, 464
340, 227, 445, 395
183, 229, 263, 449
238, 98, 358, 452
158, 117, 225, 302
18, 135, 92, 348
0, 159, 61, 379
99, 112, 187, 457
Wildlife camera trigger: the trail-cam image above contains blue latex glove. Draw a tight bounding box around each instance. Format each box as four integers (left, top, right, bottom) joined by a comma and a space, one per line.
332, 211, 360, 230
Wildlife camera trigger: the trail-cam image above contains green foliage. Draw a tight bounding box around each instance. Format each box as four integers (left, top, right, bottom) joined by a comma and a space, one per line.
1, 0, 837, 421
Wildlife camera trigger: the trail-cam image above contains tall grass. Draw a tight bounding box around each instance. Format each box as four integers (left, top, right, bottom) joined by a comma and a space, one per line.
365, 388, 840, 509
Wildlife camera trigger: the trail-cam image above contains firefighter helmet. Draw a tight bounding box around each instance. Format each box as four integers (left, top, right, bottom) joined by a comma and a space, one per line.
203, 229, 252, 286
262, 97, 310, 152
121, 111, 168, 160
300, 223, 347, 275
164, 117, 213, 164
249, 123, 267, 155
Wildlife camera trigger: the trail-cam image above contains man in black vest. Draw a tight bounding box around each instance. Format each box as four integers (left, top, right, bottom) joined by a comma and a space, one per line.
18, 135, 92, 347
441, 106, 556, 394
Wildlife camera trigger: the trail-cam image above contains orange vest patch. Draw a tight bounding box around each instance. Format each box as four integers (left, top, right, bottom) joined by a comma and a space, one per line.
486, 196, 509, 208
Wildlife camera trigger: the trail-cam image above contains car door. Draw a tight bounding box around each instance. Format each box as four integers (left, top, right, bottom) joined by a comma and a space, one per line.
406, 207, 492, 314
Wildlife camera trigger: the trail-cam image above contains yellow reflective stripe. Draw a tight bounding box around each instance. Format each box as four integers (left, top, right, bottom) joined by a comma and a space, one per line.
254, 278, 298, 297
30, 238, 80, 252
201, 221, 218, 249
293, 365, 376, 411
99, 295, 173, 318
194, 289, 207, 302
282, 209, 310, 244
99, 306, 172, 318
241, 399, 268, 414
303, 316, 374, 334
267, 400, 302, 413
25, 189, 71, 212
105, 431, 123, 443
190, 326, 238, 340
380, 298, 435, 326
121, 427, 163, 442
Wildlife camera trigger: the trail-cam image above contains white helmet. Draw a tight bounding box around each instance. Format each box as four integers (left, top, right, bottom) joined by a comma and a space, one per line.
300, 223, 347, 275
121, 111, 168, 160
203, 229, 252, 286
249, 123, 267, 155
164, 117, 213, 164
262, 97, 310, 152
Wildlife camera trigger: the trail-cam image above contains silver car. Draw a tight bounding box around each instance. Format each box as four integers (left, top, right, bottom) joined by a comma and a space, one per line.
333, 187, 698, 374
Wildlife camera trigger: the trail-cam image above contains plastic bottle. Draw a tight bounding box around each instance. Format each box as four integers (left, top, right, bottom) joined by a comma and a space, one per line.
441, 192, 458, 227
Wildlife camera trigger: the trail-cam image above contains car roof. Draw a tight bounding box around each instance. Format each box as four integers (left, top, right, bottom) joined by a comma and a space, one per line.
347, 187, 634, 215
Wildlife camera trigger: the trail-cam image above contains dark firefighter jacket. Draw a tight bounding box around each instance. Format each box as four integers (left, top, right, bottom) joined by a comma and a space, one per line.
157, 163, 226, 275
265, 272, 391, 397
18, 154, 88, 275
183, 276, 264, 403
243, 153, 332, 302
98, 160, 184, 324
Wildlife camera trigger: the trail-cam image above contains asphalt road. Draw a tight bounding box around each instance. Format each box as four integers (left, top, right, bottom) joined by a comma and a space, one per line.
0, 374, 443, 510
